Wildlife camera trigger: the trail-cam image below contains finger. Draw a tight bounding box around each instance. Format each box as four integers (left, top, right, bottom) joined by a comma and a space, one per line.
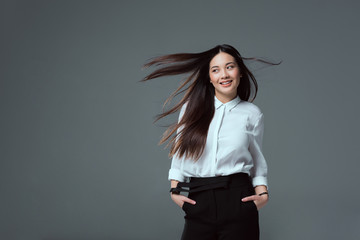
184, 197, 196, 205
241, 195, 258, 202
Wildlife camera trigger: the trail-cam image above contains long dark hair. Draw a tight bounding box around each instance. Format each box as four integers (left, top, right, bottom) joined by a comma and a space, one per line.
141, 44, 280, 162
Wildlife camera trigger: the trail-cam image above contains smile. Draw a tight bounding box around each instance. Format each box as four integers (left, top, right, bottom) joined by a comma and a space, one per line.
220, 80, 232, 86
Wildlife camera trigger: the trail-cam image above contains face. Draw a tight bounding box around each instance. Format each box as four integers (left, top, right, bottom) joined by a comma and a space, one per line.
209, 52, 242, 103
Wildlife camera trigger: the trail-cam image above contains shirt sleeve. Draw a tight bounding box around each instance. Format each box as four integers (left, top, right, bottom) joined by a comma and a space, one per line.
168, 103, 188, 182
248, 112, 268, 189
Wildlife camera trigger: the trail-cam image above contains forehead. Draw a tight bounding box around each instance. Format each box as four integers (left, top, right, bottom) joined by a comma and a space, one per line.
209, 52, 236, 66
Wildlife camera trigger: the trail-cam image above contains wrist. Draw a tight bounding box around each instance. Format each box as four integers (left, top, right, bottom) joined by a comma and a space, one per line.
258, 191, 268, 197
258, 192, 269, 202
254, 185, 268, 195
170, 188, 180, 195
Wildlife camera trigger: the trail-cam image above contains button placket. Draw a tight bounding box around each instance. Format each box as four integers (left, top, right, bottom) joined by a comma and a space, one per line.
211, 105, 226, 175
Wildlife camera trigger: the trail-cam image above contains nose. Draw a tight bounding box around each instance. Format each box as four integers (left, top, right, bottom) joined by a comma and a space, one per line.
221, 69, 229, 79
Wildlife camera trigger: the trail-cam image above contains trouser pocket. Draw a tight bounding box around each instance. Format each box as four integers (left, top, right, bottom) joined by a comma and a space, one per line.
182, 201, 188, 211
182, 191, 211, 219
240, 187, 258, 215
249, 200, 258, 212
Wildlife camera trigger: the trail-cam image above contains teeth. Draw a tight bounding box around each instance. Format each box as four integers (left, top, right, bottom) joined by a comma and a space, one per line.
220, 81, 232, 85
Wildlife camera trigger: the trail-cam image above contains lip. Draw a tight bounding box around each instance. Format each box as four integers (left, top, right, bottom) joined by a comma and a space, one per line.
220, 80, 233, 86
220, 80, 232, 84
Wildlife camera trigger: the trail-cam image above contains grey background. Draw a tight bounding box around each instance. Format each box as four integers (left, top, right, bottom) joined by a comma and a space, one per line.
1, 0, 359, 239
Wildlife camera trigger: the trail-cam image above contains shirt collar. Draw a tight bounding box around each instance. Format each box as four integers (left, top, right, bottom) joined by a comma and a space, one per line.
214, 95, 241, 112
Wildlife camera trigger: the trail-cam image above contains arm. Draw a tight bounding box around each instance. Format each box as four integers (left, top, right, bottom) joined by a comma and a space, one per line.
167, 103, 187, 182
249, 112, 268, 188
242, 112, 269, 209
171, 179, 179, 188
168, 103, 196, 208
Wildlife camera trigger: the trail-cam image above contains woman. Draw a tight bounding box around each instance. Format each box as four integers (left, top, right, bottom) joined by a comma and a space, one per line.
142, 44, 280, 240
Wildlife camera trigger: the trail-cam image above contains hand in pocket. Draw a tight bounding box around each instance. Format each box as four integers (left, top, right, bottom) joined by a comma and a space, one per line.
170, 193, 196, 209
241, 194, 268, 210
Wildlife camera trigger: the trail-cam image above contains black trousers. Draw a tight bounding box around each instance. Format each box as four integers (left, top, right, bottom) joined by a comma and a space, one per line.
178, 172, 259, 240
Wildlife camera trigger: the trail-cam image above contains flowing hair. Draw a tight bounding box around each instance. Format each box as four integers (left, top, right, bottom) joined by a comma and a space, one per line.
140, 44, 281, 162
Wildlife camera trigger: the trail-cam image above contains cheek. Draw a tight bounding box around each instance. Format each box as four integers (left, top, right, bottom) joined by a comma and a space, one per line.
231, 69, 240, 79
231, 72, 241, 86
209, 73, 216, 82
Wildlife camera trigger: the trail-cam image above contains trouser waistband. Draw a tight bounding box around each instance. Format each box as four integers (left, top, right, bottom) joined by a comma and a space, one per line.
175, 172, 251, 193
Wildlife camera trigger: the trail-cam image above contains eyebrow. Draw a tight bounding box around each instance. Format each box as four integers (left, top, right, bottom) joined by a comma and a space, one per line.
210, 62, 236, 69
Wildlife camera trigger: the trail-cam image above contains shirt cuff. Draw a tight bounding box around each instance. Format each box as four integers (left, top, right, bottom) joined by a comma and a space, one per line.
168, 169, 185, 182
252, 176, 268, 189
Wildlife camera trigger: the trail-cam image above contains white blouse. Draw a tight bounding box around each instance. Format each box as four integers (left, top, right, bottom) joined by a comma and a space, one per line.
168, 95, 268, 188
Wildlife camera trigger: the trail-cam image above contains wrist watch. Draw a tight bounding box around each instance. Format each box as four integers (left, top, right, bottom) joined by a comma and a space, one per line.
170, 188, 180, 195
258, 191, 269, 197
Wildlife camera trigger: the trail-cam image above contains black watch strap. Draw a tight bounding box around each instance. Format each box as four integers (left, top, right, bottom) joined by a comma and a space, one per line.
170, 188, 180, 194
258, 191, 269, 197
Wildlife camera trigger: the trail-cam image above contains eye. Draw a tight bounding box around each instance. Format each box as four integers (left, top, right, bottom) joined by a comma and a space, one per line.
211, 69, 219, 73
227, 65, 235, 69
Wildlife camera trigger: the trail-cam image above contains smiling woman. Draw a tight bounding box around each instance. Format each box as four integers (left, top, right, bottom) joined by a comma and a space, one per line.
141, 44, 280, 240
